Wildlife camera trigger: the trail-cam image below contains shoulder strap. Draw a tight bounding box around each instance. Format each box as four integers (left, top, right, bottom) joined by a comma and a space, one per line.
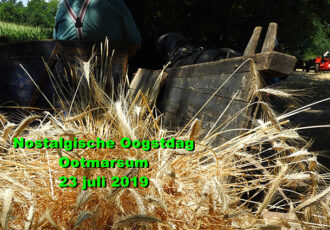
63, 0, 91, 39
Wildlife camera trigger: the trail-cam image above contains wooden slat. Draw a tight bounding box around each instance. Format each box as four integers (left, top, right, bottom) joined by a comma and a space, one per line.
158, 95, 251, 142
243, 26, 263, 56
130, 72, 254, 102
162, 109, 231, 144
128, 58, 254, 101
261, 22, 278, 53
160, 73, 254, 102
129, 52, 296, 103
164, 52, 295, 78
164, 58, 251, 77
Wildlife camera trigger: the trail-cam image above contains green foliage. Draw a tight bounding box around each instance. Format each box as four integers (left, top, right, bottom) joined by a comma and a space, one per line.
0, 0, 328, 60
0, 20, 52, 41
0, 0, 25, 23
303, 19, 330, 60
24, 0, 59, 28
0, 0, 58, 41
0, 0, 59, 28
126, 0, 329, 60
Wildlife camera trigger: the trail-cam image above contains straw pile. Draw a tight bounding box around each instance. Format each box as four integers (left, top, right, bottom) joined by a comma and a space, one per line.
0, 41, 329, 229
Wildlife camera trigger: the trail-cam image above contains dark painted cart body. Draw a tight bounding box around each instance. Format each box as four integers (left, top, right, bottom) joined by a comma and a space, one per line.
0, 40, 128, 108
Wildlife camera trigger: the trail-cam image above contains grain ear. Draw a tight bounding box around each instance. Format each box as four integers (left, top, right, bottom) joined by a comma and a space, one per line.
0, 114, 7, 127
73, 211, 94, 229
1, 189, 13, 230
2, 122, 15, 140
113, 215, 164, 229
11, 115, 41, 141
44, 209, 59, 229
189, 119, 201, 141
75, 190, 92, 209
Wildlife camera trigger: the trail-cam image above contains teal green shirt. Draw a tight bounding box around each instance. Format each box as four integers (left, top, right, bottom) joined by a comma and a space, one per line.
54, 0, 141, 44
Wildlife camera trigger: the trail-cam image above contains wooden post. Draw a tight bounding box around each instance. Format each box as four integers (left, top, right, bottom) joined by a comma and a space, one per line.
243, 26, 262, 56
261, 22, 278, 53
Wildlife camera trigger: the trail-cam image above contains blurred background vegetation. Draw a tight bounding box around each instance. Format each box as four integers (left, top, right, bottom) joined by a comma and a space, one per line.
0, 0, 329, 61
0, 0, 57, 40
0, 0, 58, 27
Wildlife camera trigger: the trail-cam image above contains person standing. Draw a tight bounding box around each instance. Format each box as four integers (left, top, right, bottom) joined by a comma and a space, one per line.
53, 0, 142, 57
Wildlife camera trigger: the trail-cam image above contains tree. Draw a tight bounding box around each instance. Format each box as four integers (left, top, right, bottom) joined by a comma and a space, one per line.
0, 0, 59, 28
303, 18, 330, 59
0, 0, 24, 24
24, 0, 59, 27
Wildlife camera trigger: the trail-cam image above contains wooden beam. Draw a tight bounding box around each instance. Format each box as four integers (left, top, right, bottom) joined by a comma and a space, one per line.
243, 26, 262, 56
252, 51, 296, 77
261, 22, 278, 53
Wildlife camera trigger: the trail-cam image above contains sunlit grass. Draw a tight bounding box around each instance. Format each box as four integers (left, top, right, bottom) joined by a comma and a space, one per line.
0, 21, 52, 41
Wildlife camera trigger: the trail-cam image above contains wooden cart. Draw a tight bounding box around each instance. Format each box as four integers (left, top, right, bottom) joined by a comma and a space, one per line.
128, 23, 297, 144
0, 23, 296, 145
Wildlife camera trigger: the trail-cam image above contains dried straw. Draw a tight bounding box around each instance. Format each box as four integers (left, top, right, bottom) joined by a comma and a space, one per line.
0, 39, 329, 229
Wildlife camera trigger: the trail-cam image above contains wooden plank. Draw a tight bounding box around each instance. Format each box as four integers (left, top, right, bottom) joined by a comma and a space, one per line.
128, 68, 158, 92
252, 51, 296, 77
261, 22, 278, 53
243, 26, 263, 56
161, 110, 241, 144
165, 57, 252, 77
128, 59, 254, 101
163, 51, 295, 79
159, 97, 251, 142
159, 95, 248, 126
128, 59, 257, 146
129, 52, 296, 104
160, 72, 255, 102
157, 77, 254, 141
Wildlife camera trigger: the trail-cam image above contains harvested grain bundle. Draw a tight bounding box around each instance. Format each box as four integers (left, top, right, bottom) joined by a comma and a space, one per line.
0, 40, 329, 229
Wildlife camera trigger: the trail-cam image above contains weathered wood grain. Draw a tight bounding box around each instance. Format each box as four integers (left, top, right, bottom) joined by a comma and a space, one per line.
243, 26, 263, 56
160, 73, 255, 102
128, 58, 254, 100
158, 86, 253, 141
129, 52, 296, 104
251, 51, 297, 77
129, 59, 257, 146
261, 22, 278, 53
128, 52, 296, 145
